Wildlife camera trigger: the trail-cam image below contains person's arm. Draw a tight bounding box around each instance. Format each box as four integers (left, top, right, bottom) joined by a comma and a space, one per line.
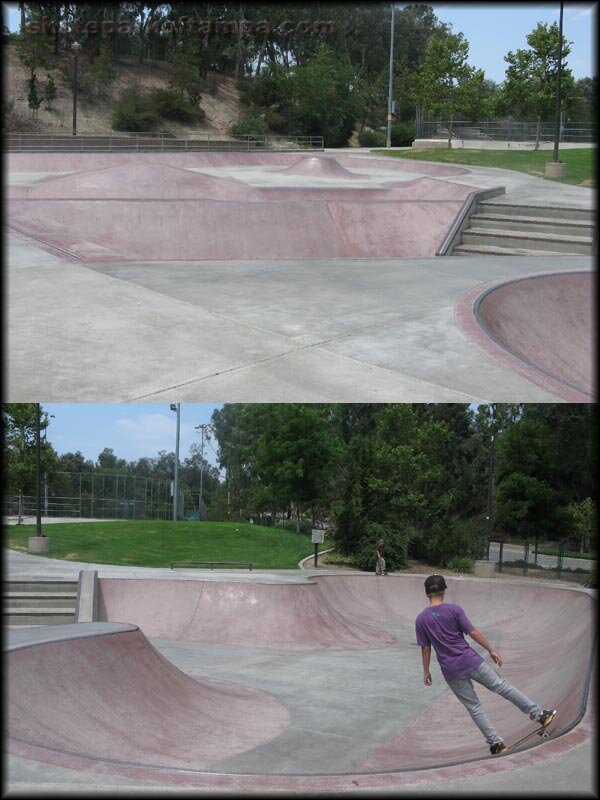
470, 628, 503, 667
421, 645, 432, 685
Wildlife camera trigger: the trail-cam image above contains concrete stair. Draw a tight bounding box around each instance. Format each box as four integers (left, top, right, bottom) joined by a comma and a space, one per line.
453, 202, 595, 256
4, 580, 79, 626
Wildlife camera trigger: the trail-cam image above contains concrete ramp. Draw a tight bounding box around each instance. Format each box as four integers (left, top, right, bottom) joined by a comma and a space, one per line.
27, 162, 251, 200
280, 156, 363, 179
475, 271, 595, 399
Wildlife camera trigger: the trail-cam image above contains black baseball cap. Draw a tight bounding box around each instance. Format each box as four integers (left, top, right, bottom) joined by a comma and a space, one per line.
424, 575, 448, 594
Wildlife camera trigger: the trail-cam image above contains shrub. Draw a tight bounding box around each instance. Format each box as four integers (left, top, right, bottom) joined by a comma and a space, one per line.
112, 88, 159, 131
358, 127, 387, 147
148, 88, 205, 123
390, 121, 415, 147
408, 518, 483, 568
448, 556, 474, 573
278, 519, 313, 535
584, 570, 596, 589
350, 522, 408, 572
230, 108, 269, 138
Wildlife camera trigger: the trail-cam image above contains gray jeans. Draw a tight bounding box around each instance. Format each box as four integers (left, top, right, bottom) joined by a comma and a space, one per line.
447, 662, 542, 745
375, 557, 386, 575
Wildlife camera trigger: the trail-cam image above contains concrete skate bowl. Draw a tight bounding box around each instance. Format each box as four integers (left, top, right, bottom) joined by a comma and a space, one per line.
457, 270, 596, 402
6, 152, 476, 262
6, 575, 596, 792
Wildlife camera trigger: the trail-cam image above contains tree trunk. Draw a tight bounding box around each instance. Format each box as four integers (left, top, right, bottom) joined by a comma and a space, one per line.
296, 505, 300, 533
447, 115, 453, 149
234, 3, 244, 78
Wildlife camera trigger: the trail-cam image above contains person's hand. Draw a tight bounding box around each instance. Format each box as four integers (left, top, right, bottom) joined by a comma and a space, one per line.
424, 671, 432, 686
490, 650, 503, 668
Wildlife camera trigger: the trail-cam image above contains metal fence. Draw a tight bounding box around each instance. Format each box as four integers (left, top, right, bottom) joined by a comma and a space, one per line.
417, 118, 596, 144
3, 471, 201, 521
488, 540, 595, 582
3, 132, 324, 153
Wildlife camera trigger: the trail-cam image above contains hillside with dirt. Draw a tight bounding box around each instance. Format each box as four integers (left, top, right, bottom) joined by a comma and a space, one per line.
3, 44, 243, 135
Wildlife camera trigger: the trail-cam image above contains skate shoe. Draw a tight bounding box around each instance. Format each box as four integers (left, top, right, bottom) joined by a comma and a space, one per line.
490, 741, 507, 755
538, 709, 557, 727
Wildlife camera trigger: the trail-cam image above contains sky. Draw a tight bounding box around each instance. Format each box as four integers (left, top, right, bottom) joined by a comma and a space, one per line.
2, 2, 597, 82
43, 403, 224, 468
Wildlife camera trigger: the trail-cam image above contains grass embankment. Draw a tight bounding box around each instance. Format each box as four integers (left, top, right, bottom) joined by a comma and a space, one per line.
372, 147, 596, 188
5, 520, 334, 569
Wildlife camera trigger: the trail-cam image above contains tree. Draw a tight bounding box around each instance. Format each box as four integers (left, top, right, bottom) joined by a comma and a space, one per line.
500, 21, 575, 149
43, 71, 57, 109
567, 498, 597, 554
3, 403, 57, 520
27, 71, 42, 118
414, 32, 486, 147
169, 38, 204, 105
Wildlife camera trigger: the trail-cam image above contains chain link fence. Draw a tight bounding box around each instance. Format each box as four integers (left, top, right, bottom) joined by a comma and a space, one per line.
489, 540, 595, 583
3, 471, 202, 522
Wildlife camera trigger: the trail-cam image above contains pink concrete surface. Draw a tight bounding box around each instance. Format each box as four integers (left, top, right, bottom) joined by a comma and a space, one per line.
25, 162, 252, 200
459, 271, 595, 400
7, 626, 290, 770
279, 155, 365, 178
7, 160, 474, 261
5, 575, 595, 790
6, 151, 470, 176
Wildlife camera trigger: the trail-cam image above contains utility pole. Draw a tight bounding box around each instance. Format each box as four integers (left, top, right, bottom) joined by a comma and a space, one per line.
386, 2, 396, 148
170, 404, 180, 521
35, 403, 43, 537
195, 424, 210, 520
553, 1, 564, 163
483, 404, 496, 560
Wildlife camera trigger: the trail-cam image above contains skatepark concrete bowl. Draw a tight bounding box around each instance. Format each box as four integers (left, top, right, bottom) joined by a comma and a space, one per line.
6, 152, 477, 261
456, 270, 596, 402
6, 574, 596, 792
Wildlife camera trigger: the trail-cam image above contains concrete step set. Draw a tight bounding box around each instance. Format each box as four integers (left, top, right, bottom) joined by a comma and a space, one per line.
4, 572, 98, 626
453, 202, 595, 256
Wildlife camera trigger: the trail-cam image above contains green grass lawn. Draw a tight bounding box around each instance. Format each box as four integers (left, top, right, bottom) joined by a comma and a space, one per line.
371, 147, 596, 188
5, 520, 334, 569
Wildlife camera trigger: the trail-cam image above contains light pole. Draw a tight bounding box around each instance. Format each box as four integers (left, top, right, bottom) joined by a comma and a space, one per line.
35, 403, 43, 537
170, 404, 180, 521
71, 40, 82, 137
386, 2, 396, 148
483, 403, 496, 560
195, 424, 210, 520
552, 1, 564, 163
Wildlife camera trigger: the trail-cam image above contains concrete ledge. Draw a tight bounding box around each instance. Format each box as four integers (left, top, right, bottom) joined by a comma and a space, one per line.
412, 139, 449, 149
28, 536, 50, 554
76, 570, 98, 622
474, 560, 496, 578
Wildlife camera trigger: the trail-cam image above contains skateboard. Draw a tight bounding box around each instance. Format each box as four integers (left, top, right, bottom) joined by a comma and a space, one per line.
503, 717, 556, 754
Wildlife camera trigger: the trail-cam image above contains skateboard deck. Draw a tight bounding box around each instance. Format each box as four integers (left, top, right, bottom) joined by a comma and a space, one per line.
504, 718, 556, 754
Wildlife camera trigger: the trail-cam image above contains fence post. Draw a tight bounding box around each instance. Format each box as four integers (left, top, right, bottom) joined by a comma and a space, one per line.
557, 540, 565, 578
523, 542, 529, 576
498, 542, 504, 573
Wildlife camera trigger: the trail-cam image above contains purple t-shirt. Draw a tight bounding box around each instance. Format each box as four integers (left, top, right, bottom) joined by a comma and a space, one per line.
415, 603, 484, 681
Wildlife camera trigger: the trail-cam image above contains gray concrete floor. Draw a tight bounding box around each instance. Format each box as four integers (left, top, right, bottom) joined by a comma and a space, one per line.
5, 151, 595, 402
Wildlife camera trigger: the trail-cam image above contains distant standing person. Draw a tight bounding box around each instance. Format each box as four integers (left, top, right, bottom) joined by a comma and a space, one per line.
415, 575, 556, 755
375, 538, 387, 576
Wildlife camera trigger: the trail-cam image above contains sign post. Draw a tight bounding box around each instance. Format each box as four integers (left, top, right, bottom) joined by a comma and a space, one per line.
311, 529, 325, 567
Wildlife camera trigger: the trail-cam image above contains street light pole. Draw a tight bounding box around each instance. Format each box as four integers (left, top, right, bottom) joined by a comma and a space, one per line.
170, 404, 180, 521
35, 403, 43, 537
72, 40, 81, 137
483, 403, 496, 560
195, 424, 210, 520
552, 1, 564, 163
386, 2, 396, 148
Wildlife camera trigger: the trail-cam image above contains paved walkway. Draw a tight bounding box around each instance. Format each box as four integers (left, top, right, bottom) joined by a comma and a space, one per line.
5, 150, 594, 402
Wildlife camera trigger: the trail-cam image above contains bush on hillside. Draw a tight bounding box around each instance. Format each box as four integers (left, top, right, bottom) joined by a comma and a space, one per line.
391, 121, 415, 146
149, 88, 205, 123
230, 108, 269, 138
112, 88, 160, 131
358, 127, 387, 147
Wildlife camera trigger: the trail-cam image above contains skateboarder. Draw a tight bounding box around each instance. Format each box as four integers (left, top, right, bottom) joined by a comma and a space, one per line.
375, 539, 386, 575
415, 575, 556, 755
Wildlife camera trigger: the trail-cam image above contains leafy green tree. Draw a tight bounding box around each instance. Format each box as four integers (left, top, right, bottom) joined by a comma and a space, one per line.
169, 37, 204, 105
567, 497, 597, 554
88, 38, 116, 98
42, 71, 57, 109
499, 21, 575, 149
414, 31, 486, 147
26, 71, 42, 118
3, 404, 57, 516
